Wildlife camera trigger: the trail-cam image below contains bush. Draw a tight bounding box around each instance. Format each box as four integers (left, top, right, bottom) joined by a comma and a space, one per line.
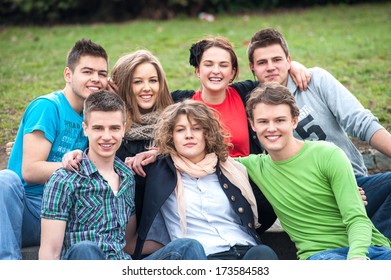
1, 0, 79, 23
1, 0, 387, 24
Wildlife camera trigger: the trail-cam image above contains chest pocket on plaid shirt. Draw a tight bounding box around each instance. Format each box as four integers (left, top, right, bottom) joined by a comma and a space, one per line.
76, 196, 103, 225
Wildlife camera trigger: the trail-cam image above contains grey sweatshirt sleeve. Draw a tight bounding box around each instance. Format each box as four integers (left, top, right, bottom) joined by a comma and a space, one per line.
307, 67, 383, 142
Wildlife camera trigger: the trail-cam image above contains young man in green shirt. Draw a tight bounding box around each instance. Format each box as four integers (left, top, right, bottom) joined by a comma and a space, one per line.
246, 27, 391, 239
236, 82, 391, 260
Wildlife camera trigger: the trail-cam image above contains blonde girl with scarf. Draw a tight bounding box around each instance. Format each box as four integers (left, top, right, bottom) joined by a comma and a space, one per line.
109, 50, 174, 161
133, 99, 278, 260
104, 50, 174, 225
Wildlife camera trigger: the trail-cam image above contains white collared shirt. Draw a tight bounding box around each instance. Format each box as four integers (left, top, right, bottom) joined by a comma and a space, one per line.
160, 172, 256, 255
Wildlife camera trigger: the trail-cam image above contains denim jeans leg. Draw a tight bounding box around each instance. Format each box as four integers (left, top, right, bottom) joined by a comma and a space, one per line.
307, 247, 349, 260
356, 173, 391, 239
63, 241, 106, 260
368, 246, 391, 260
0, 170, 24, 260
308, 246, 391, 260
21, 194, 42, 248
243, 244, 279, 260
143, 238, 207, 260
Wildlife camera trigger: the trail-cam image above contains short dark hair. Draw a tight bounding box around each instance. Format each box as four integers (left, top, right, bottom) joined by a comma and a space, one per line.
247, 28, 289, 64
66, 38, 108, 71
83, 90, 126, 124
189, 36, 239, 82
246, 82, 299, 122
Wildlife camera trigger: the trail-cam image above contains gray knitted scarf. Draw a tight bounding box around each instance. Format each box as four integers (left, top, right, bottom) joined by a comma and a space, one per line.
124, 111, 160, 141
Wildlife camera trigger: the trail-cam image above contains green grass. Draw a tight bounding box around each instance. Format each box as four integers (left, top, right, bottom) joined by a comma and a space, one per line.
1, 3, 391, 147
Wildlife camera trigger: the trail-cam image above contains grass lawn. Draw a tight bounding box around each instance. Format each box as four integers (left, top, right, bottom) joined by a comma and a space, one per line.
0, 2, 390, 149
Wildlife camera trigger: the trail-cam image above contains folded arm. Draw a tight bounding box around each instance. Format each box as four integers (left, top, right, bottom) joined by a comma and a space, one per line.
22, 131, 62, 184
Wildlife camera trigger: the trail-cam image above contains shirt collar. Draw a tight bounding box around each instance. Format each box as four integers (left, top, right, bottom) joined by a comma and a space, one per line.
78, 149, 134, 188
78, 149, 99, 177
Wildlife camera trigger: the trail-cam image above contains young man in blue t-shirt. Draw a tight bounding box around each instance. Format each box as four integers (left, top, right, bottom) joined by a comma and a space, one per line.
0, 38, 109, 259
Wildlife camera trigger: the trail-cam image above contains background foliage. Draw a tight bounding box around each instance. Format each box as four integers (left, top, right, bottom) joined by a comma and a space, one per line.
1, 0, 388, 24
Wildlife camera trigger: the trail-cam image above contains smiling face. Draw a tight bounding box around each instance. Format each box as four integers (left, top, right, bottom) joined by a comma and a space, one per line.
195, 47, 236, 98
250, 102, 298, 161
173, 114, 206, 164
82, 110, 125, 161
66, 55, 109, 103
131, 62, 159, 114
250, 44, 291, 87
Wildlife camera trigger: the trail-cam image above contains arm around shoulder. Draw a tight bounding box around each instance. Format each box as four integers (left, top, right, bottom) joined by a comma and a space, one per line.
171, 89, 195, 102
290, 61, 312, 91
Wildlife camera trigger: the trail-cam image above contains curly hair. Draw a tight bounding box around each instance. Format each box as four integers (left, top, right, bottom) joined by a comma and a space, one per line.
154, 99, 231, 162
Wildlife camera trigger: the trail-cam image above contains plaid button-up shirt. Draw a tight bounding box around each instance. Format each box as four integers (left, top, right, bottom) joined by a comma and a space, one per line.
42, 155, 135, 260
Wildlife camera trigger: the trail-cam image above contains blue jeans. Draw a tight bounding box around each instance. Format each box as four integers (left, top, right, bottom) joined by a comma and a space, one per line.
0, 169, 42, 260
63, 241, 106, 260
143, 238, 207, 260
63, 238, 207, 260
307, 246, 391, 260
207, 244, 278, 260
356, 173, 391, 239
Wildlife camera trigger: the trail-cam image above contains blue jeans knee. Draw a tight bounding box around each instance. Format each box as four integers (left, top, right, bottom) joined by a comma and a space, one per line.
357, 173, 391, 239
243, 244, 279, 260
63, 241, 106, 260
144, 238, 207, 260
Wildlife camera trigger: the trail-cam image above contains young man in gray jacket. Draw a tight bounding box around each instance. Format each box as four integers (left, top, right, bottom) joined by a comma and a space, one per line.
245, 27, 391, 239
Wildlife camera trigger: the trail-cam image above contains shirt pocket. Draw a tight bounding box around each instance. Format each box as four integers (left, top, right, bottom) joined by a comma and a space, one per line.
76, 196, 103, 226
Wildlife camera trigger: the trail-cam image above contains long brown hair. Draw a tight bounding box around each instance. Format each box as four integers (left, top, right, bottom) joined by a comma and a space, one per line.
110, 50, 173, 130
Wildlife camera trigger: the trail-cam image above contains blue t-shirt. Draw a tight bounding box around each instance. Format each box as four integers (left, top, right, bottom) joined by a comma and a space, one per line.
8, 91, 88, 196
